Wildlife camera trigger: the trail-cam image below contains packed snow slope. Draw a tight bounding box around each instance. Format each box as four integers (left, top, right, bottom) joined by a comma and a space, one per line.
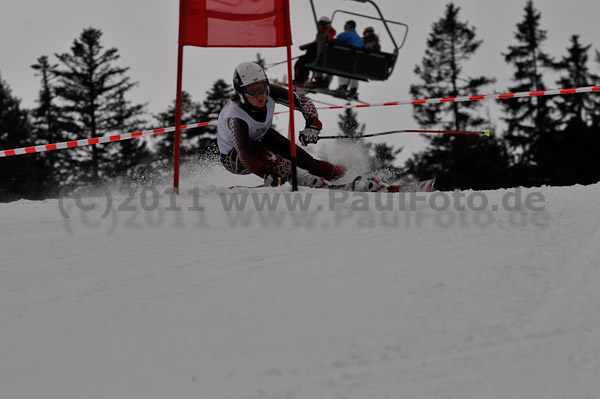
2, 167, 600, 399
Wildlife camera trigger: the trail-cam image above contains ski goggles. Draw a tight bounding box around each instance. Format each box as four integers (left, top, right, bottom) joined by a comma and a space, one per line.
243, 81, 268, 97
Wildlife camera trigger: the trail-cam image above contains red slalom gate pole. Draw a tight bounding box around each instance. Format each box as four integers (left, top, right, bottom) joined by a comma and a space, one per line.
173, 42, 184, 194
283, 0, 298, 191
173, 0, 186, 195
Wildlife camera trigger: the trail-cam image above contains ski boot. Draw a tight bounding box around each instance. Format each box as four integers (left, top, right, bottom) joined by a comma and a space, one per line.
349, 176, 385, 192
297, 172, 328, 188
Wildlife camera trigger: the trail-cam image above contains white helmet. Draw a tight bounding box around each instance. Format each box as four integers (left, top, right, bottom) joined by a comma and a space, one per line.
233, 62, 269, 104
318, 16, 331, 26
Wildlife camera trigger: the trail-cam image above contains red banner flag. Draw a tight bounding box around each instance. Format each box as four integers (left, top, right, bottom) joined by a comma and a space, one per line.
174, 0, 296, 191
181, 0, 288, 47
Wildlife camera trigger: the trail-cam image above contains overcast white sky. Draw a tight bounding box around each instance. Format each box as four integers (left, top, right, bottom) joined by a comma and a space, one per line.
1, 0, 599, 162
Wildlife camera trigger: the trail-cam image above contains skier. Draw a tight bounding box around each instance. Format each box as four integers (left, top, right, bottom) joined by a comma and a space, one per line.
217, 62, 347, 187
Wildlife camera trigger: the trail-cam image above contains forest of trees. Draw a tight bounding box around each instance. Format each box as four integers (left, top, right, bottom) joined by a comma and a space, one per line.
404, 1, 600, 190
1, 0, 599, 201
0, 28, 230, 201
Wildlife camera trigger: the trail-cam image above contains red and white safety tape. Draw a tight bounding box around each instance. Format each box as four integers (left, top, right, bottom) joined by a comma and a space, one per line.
274, 85, 600, 114
0, 121, 214, 158
2, 85, 599, 158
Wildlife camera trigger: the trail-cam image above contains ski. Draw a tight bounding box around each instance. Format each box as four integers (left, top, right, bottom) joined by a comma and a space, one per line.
227, 184, 266, 189
229, 177, 436, 192
385, 178, 436, 193
327, 176, 436, 192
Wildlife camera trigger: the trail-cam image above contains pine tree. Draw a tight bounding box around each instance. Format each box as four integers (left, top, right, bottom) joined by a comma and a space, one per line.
502, 0, 556, 186
595, 50, 600, 130
337, 107, 365, 137
53, 27, 144, 185
405, 3, 508, 190
30, 56, 70, 142
30, 55, 77, 190
551, 36, 600, 184
0, 73, 46, 201
337, 107, 366, 154
592, 50, 600, 132
152, 80, 229, 171
195, 79, 232, 155
411, 3, 494, 131
153, 90, 202, 166
105, 91, 153, 181
555, 36, 598, 127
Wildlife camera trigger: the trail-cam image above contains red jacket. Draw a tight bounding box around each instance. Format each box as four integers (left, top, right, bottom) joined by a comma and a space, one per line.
317, 27, 336, 41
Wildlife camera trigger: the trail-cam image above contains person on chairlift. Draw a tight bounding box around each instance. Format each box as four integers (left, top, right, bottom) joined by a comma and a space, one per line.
335, 20, 364, 99
293, 16, 336, 89
362, 26, 381, 52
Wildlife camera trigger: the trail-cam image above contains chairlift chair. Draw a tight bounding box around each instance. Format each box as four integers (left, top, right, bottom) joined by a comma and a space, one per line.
304, 0, 408, 83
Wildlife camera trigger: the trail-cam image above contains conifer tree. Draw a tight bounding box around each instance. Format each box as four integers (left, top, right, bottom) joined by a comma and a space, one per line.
30, 55, 77, 189
555, 36, 598, 127
411, 3, 494, 131
595, 50, 600, 130
30, 56, 70, 141
335, 107, 371, 173
53, 27, 144, 185
193, 79, 232, 155
0, 73, 46, 201
106, 91, 153, 181
153, 90, 202, 166
405, 3, 507, 190
551, 35, 600, 184
337, 107, 365, 137
502, 0, 556, 186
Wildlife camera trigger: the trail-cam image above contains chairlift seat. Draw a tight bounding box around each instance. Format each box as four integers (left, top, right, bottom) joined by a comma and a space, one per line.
305, 40, 396, 82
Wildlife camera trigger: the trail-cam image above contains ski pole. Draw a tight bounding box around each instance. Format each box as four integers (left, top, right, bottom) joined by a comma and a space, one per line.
319, 129, 492, 140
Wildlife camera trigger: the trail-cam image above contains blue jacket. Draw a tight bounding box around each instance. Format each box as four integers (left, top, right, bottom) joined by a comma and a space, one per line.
335, 28, 364, 47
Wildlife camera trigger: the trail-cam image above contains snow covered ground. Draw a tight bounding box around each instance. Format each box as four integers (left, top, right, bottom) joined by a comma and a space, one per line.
2, 164, 600, 399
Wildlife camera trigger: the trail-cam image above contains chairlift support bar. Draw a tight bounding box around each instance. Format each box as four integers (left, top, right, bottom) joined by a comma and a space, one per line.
309, 0, 319, 32
331, 9, 408, 51
309, 0, 407, 53
347, 0, 400, 53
